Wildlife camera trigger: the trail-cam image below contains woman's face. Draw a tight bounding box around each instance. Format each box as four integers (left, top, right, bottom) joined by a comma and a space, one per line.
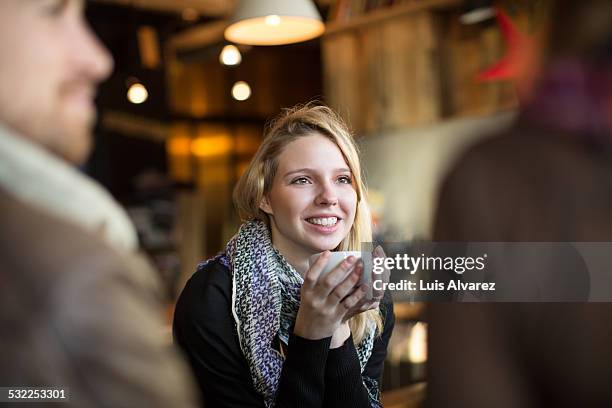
261, 133, 358, 259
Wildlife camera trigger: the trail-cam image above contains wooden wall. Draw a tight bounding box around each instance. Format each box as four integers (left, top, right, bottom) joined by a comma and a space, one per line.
322, 0, 545, 134
323, 10, 443, 134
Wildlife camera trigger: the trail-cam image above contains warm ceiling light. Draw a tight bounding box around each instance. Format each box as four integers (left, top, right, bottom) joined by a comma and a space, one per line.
191, 135, 233, 158
219, 44, 242, 66
231, 81, 251, 101
460, 7, 495, 24
225, 0, 325, 46
460, 0, 495, 25
265, 15, 281, 26
127, 83, 148, 104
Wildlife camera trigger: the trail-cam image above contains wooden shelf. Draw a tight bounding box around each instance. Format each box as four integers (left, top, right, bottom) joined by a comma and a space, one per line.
321, 0, 521, 133
325, 0, 462, 35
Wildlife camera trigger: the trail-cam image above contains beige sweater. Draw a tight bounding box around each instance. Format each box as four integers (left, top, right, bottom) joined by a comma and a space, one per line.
0, 124, 137, 252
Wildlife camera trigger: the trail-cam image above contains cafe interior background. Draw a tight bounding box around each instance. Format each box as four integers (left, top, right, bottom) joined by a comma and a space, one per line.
85, 0, 546, 406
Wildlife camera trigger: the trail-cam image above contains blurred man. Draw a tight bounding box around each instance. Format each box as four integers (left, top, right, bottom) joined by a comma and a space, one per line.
430, 0, 612, 407
0, 1, 197, 406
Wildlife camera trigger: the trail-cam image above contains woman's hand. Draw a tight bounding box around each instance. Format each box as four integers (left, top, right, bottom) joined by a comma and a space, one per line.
329, 246, 390, 347
293, 251, 367, 341
340, 246, 390, 322
330, 322, 351, 348
371, 245, 390, 301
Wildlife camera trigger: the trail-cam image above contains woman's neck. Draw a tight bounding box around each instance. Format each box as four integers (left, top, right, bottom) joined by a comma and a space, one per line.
277, 248, 311, 276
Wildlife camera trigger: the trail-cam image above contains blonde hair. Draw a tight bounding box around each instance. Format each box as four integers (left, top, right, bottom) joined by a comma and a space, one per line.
234, 103, 383, 343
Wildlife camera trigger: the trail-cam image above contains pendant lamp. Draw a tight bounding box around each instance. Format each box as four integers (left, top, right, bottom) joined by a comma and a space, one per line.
224, 0, 325, 46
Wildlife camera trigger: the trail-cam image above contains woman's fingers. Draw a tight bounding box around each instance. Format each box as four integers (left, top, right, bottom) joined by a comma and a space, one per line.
361, 300, 380, 312
341, 283, 368, 311
340, 294, 382, 323
328, 261, 363, 304
318, 256, 358, 297
372, 245, 388, 300
303, 251, 330, 290
351, 298, 379, 315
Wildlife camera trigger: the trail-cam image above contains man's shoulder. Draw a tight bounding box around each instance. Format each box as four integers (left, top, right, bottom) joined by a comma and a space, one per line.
0, 188, 120, 267
0, 188, 159, 299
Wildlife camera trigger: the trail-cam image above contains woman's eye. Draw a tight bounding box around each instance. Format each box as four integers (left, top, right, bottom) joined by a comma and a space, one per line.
337, 175, 352, 184
291, 177, 311, 185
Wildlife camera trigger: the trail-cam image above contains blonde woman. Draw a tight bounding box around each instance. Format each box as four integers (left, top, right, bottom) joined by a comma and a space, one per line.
173, 104, 395, 407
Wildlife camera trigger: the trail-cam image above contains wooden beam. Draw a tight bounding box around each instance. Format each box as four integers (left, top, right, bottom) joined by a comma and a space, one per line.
167, 20, 227, 52
325, 0, 461, 35
101, 111, 171, 142
91, 0, 234, 17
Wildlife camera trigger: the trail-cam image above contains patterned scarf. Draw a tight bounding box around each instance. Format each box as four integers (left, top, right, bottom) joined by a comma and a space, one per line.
201, 220, 378, 407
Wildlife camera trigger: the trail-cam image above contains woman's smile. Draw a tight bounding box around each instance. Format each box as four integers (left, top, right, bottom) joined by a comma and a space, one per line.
304, 215, 342, 233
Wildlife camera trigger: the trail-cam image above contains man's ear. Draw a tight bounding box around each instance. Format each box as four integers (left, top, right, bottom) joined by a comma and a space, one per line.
259, 196, 273, 215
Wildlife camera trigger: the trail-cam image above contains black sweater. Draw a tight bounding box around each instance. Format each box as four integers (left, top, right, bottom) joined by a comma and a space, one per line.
173, 259, 395, 408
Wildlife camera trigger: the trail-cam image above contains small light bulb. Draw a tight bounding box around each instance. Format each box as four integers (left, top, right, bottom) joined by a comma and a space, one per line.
127, 83, 148, 104
219, 45, 242, 66
265, 15, 281, 26
231, 81, 251, 101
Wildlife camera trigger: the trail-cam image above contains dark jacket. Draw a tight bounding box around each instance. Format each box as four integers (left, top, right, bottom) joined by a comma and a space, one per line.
429, 121, 612, 408
173, 258, 395, 408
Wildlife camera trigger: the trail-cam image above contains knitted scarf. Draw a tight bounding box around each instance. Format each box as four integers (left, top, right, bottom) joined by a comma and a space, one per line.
201, 220, 378, 407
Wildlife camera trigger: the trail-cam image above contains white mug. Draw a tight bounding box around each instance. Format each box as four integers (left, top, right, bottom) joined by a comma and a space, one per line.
308, 251, 374, 300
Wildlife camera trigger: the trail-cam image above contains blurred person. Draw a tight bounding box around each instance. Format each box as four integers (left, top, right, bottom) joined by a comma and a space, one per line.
430, 0, 612, 407
0, 1, 197, 406
173, 104, 395, 407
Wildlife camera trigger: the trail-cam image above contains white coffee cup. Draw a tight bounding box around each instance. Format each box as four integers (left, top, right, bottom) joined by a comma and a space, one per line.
308, 251, 374, 300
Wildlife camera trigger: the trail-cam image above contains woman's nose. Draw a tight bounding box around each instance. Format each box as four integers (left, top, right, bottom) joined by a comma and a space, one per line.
315, 182, 339, 206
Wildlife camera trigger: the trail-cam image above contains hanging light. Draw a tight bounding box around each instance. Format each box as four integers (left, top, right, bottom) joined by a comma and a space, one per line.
127, 81, 148, 104
225, 0, 325, 46
219, 44, 242, 66
460, 0, 495, 25
231, 81, 251, 101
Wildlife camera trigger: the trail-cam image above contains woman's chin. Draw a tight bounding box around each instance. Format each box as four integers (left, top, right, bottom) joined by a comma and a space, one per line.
300, 227, 349, 253
306, 239, 343, 253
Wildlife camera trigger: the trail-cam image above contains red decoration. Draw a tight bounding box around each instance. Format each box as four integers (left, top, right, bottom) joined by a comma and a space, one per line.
476, 8, 533, 82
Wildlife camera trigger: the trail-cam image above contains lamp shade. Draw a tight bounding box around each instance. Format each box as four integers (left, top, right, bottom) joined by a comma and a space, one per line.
225, 0, 325, 46
459, 0, 495, 25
